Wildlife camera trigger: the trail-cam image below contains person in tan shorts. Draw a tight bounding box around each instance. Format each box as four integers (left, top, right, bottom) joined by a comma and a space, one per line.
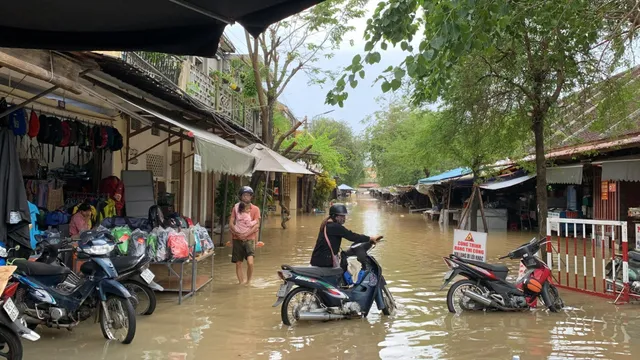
229, 186, 261, 284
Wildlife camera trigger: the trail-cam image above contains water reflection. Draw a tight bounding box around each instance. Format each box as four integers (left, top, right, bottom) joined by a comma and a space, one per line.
24, 194, 640, 359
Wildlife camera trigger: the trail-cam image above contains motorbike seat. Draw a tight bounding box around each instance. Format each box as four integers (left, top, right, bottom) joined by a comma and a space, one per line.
629, 251, 640, 262
464, 259, 509, 279
13, 259, 72, 277
110, 255, 148, 273
282, 265, 344, 278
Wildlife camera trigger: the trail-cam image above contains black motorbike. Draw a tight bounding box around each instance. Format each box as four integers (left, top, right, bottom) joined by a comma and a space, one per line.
605, 250, 640, 295
34, 236, 162, 316
441, 237, 564, 313
11, 231, 137, 344
273, 239, 396, 326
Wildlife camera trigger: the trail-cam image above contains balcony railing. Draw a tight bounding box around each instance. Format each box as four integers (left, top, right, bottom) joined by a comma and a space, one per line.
122, 52, 183, 86
123, 51, 262, 139
187, 65, 262, 136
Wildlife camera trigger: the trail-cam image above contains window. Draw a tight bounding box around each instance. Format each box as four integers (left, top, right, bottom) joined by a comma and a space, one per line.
151, 127, 160, 136
194, 57, 204, 72
131, 118, 141, 131
146, 154, 165, 177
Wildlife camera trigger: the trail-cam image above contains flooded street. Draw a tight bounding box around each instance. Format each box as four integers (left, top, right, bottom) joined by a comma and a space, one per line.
24, 196, 640, 359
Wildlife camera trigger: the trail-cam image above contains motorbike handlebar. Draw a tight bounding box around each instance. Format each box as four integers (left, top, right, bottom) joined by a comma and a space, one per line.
498, 255, 510, 260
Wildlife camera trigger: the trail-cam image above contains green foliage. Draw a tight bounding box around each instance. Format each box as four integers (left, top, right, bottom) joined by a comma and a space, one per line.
310, 118, 365, 186
273, 111, 291, 139
283, 132, 345, 176
253, 180, 274, 214
186, 82, 201, 96
214, 180, 237, 222
313, 173, 337, 209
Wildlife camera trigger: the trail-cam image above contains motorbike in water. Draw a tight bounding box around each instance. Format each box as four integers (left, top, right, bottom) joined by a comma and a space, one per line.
0, 264, 40, 360
273, 239, 396, 326
10, 231, 137, 344
33, 235, 162, 316
605, 249, 640, 295
441, 237, 564, 313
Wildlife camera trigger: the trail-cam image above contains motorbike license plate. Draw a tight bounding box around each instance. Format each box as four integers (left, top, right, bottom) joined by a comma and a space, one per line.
276, 284, 288, 298
3, 298, 19, 323
443, 270, 453, 281
140, 269, 156, 284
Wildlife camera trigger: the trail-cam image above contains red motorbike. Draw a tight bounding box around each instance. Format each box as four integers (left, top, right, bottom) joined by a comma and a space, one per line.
441, 237, 564, 313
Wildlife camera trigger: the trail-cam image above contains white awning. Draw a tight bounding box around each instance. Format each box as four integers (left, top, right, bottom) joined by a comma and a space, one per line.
244, 143, 313, 175
602, 159, 640, 182
121, 99, 255, 176
479, 174, 535, 190
546, 165, 583, 185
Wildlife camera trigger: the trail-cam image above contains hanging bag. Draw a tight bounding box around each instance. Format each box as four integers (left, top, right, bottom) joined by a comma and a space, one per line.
323, 223, 340, 268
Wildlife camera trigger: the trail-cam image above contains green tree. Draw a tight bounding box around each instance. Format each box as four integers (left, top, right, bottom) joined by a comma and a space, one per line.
283, 132, 345, 176
243, 0, 368, 146
310, 118, 365, 186
327, 1, 632, 239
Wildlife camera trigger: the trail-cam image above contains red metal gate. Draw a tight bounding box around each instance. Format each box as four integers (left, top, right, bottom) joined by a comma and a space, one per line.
546, 217, 630, 304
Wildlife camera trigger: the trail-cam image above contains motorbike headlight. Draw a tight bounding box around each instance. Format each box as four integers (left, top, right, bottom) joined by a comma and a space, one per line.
83, 244, 115, 256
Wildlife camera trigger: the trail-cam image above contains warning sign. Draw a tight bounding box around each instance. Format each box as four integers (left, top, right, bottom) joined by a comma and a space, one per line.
453, 229, 488, 262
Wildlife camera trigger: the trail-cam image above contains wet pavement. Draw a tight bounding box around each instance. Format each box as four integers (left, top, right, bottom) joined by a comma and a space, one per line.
24, 195, 640, 359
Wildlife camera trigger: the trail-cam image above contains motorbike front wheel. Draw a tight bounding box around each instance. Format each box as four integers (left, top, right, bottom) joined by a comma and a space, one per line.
99, 296, 137, 344
281, 287, 322, 326
447, 279, 486, 313
540, 282, 564, 312
0, 325, 22, 360
122, 281, 157, 316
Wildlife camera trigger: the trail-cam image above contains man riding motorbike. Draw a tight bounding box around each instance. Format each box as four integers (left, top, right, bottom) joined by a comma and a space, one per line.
310, 204, 382, 268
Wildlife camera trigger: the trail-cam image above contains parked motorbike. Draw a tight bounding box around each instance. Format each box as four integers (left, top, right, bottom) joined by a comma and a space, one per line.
34, 235, 162, 316
0, 265, 40, 360
441, 237, 564, 313
11, 230, 137, 344
273, 239, 396, 326
605, 250, 640, 295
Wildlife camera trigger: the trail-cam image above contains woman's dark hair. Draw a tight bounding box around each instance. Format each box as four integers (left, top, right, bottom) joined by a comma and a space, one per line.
77, 202, 91, 212
238, 202, 247, 212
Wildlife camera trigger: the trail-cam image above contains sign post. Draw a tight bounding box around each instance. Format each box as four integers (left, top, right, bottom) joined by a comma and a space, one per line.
453, 229, 488, 262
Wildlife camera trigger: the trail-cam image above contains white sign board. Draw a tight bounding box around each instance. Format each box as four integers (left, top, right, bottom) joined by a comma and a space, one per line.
194, 154, 202, 172
453, 229, 488, 262
635, 223, 640, 250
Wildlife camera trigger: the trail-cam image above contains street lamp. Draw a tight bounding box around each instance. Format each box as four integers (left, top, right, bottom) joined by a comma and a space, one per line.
307, 109, 335, 129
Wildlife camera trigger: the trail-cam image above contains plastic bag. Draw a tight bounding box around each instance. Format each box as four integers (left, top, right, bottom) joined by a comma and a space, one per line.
153, 227, 169, 262
129, 229, 148, 257
194, 224, 214, 251
147, 232, 158, 260
188, 227, 202, 253
167, 228, 189, 260
111, 226, 131, 255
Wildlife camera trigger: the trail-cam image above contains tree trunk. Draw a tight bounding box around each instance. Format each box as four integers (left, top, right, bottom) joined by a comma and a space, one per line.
533, 111, 548, 243
469, 193, 479, 232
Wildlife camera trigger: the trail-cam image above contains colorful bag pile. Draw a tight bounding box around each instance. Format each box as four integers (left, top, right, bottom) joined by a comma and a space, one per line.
128, 229, 148, 257
167, 228, 189, 260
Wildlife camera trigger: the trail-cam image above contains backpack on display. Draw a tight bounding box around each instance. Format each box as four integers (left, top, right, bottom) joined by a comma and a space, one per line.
27, 110, 39, 138
110, 128, 123, 152
8, 108, 27, 137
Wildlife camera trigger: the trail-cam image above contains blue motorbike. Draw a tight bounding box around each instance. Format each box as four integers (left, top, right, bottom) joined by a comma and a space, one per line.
10, 231, 137, 344
273, 240, 396, 326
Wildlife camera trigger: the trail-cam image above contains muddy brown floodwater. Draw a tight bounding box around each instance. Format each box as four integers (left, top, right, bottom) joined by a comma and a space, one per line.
24, 195, 640, 359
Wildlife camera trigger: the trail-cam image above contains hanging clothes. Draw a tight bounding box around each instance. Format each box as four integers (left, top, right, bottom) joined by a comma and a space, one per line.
0, 128, 31, 249
28, 201, 43, 248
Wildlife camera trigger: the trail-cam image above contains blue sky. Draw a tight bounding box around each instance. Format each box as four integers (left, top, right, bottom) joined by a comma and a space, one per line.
224, 4, 408, 135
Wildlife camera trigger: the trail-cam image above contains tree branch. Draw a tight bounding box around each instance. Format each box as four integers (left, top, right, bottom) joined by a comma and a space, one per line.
273, 120, 304, 151
290, 145, 313, 161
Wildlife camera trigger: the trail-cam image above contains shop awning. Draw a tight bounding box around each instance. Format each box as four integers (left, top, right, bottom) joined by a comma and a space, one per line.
0, 1, 325, 57
338, 184, 354, 191
601, 159, 640, 182
479, 174, 535, 190
122, 99, 255, 176
546, 165, 583, 185
418, 168, 472, 185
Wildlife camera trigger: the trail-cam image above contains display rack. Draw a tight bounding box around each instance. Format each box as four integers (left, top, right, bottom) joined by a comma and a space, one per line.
150, 246, 214, 304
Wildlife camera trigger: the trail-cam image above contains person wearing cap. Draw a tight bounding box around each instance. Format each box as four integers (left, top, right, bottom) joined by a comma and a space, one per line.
310, 203, 382, 268
229, 186, 261, 284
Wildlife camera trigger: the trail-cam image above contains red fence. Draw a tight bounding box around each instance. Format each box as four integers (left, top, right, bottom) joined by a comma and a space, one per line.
546, 218, 630, 304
